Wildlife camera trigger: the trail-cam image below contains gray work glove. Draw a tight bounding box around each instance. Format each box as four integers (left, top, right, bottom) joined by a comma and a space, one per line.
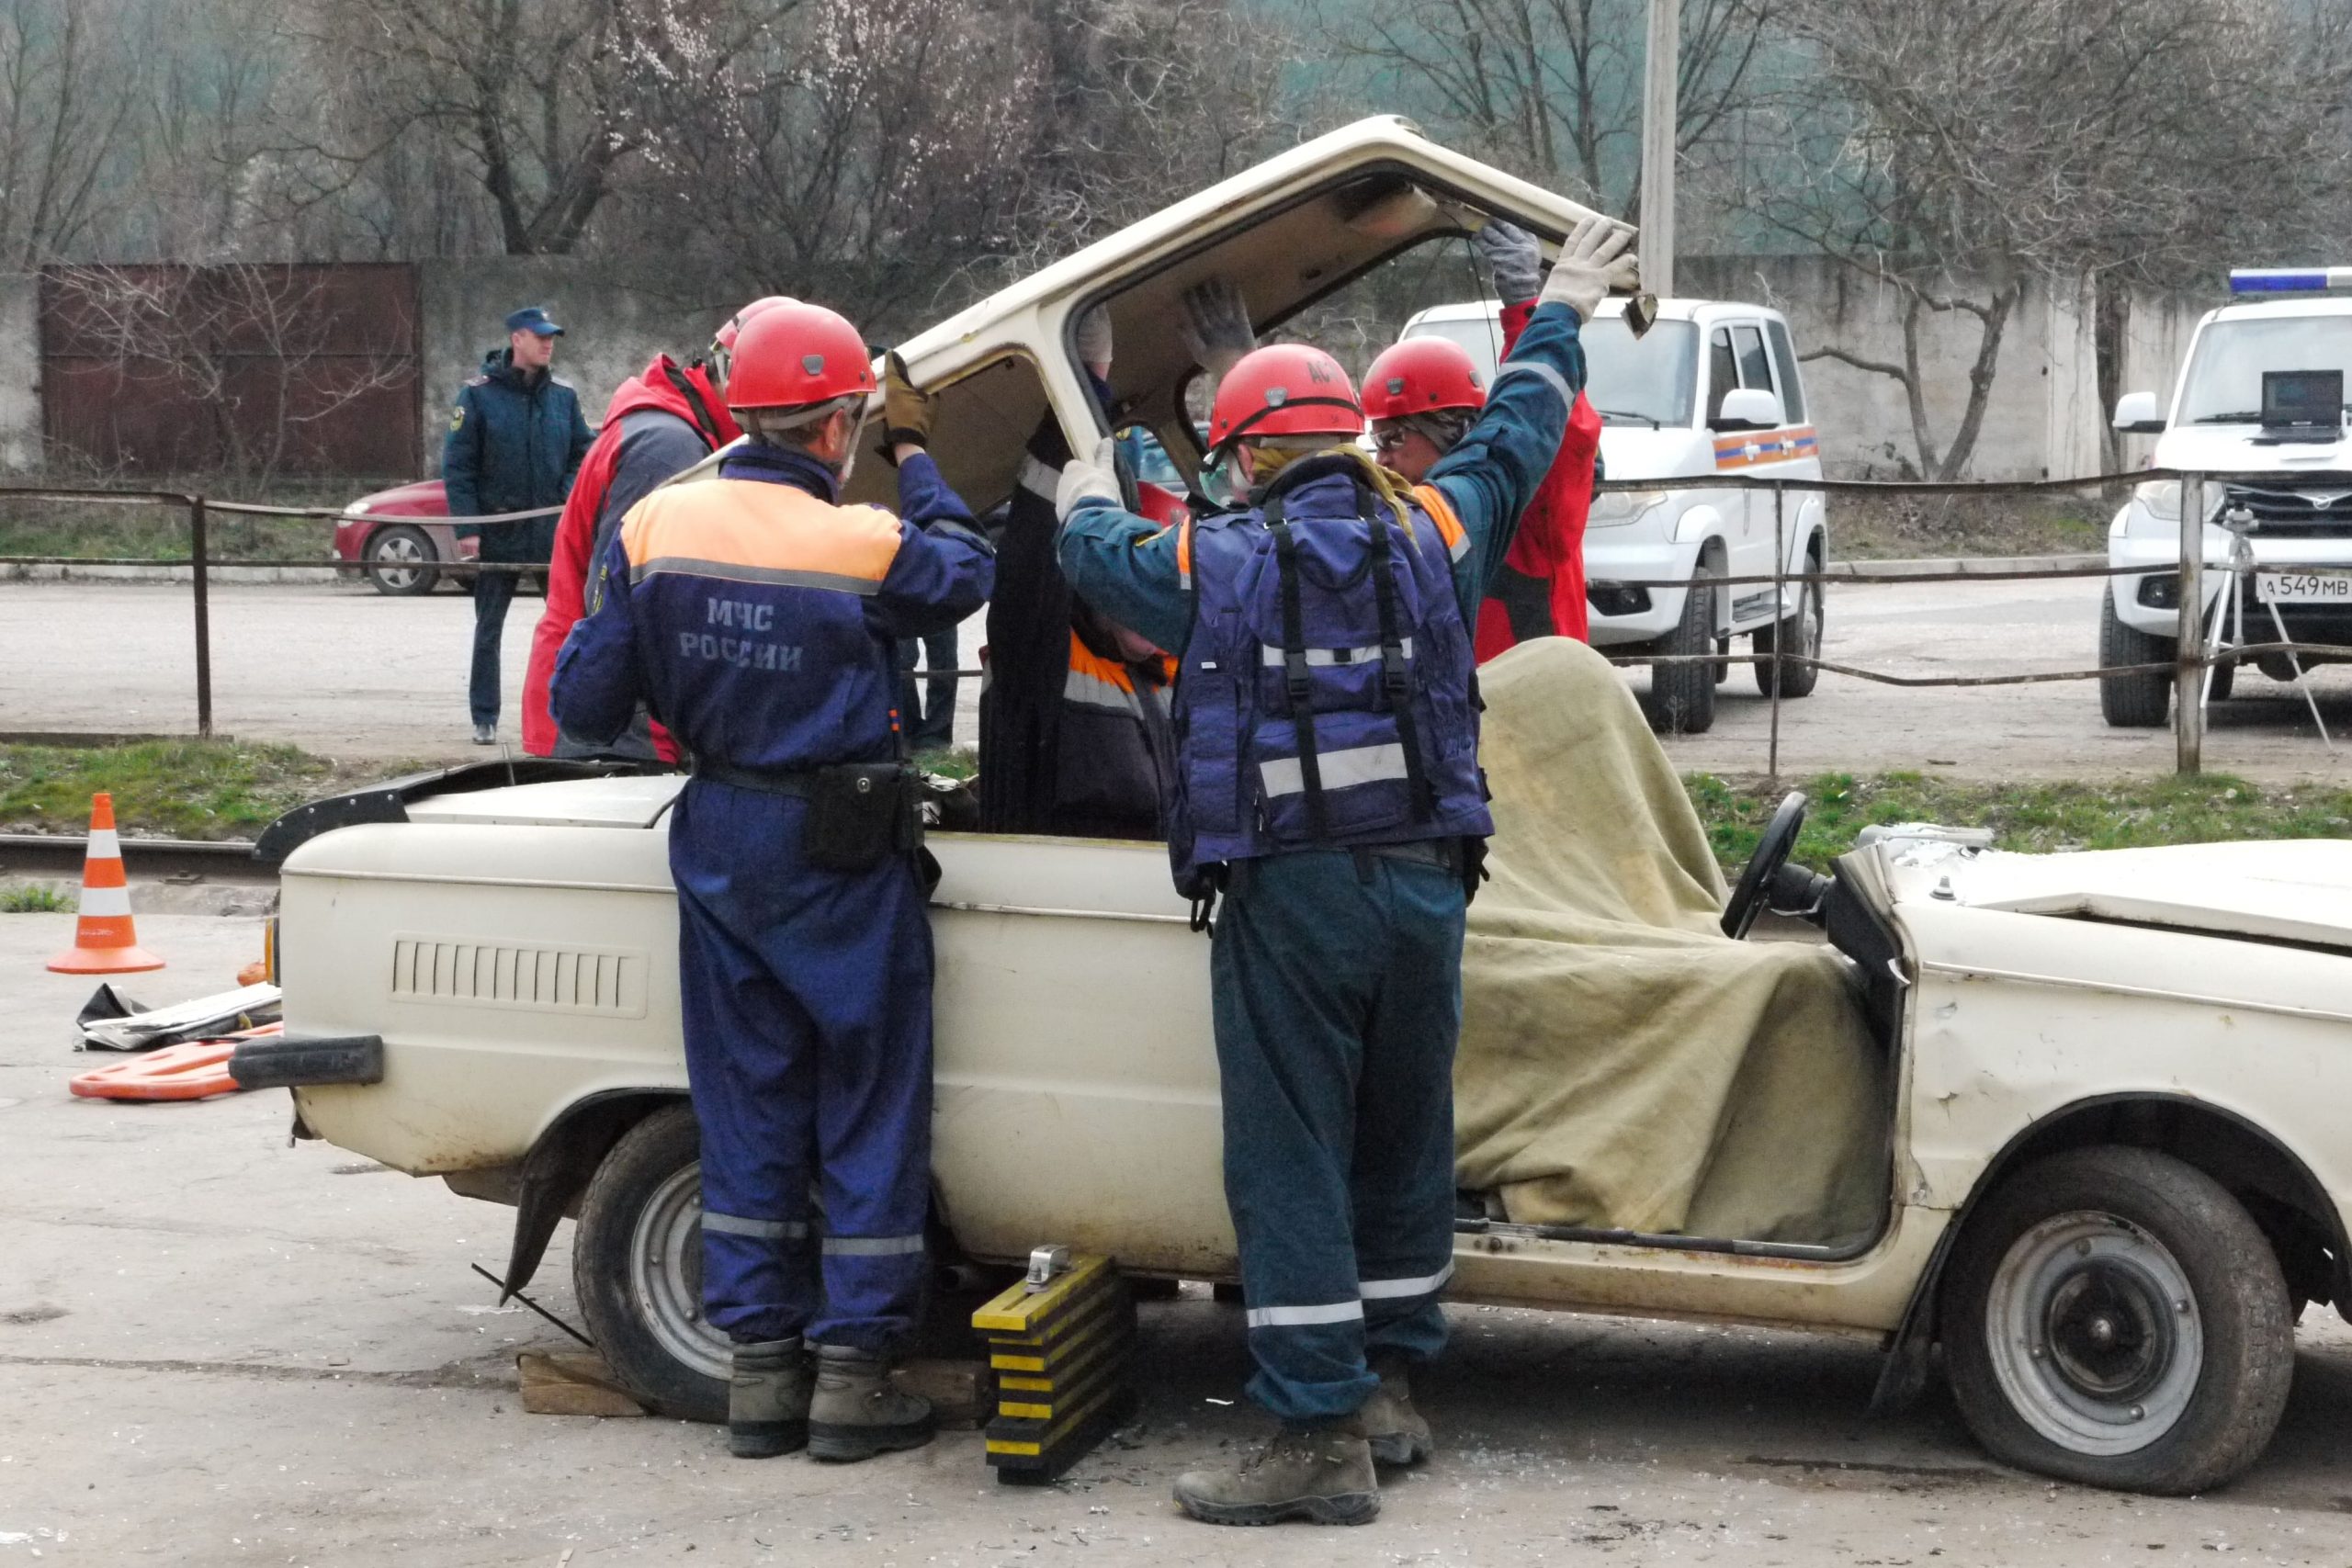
1074, 304, 1114, 370
1177, 278, 1257, 384
1475, 219, 1544, 307
1537, 214, 1640, 324
1056, 434, 1121, 522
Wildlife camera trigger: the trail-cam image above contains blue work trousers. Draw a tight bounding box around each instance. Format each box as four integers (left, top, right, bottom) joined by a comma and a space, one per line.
897, 628, 958, 750
670, 779, 934, 1352
1211, 847, 1466, 1426
469, 566, 520, 728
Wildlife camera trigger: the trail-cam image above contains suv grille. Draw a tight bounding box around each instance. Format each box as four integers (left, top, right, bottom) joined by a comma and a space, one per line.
2222, 482, 2352, 537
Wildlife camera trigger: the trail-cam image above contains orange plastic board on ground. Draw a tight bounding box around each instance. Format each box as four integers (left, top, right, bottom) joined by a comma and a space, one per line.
69, 1040, 243, 1102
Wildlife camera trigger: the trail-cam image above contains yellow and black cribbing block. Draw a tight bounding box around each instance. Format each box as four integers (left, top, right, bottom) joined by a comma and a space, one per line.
974, 1254, 1137, 1484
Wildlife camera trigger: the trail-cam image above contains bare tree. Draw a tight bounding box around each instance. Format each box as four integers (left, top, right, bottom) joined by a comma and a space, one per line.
0, 0, 142, 265
49, 263, 415, 482
1755, 0, 2352, 479
288, 0, 673, 256
1308, 0, 1779, 215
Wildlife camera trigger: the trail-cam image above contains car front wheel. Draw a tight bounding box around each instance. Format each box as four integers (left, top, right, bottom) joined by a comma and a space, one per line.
1753, 568, 1823, 698
363, 524, 442, 596
572, 1103, 729, 1423
2098, 592, 2172, 727
1638, 558, 1721, 734
1939, 1145, 2293, 1495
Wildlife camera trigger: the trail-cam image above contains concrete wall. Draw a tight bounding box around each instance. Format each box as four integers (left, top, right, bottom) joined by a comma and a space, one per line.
0, 254, 2213, 485
0, 273, 40, 472
417, 258, 752, 473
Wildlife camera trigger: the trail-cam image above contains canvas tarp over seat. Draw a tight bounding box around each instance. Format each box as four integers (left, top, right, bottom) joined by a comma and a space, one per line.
1455, 639, 1886, 1247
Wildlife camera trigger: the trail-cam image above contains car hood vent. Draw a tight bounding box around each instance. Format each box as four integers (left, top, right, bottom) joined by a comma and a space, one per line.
391, 935, 649, 1017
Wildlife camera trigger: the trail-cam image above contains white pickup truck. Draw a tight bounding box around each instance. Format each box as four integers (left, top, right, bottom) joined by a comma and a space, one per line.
228, 121, 2351, 1499
1398, 296, 1826, 732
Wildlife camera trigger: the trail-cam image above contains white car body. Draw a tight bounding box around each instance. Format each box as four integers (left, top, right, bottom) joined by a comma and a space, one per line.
1396, 296, 1827, 649
2106, 294, 2352, 674
235, 123, 2352, 1495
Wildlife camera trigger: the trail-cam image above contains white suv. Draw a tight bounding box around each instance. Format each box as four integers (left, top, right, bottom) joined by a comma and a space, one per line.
1398, 297, 1827, 732
2101, 281, 2352, 725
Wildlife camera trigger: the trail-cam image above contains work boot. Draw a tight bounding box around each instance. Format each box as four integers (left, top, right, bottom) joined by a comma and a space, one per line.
806, 1343, 935, 1461
1361, 1354, 1433, 1467
728, 1337, 811, 1459
1171, 1416, 1380, 1527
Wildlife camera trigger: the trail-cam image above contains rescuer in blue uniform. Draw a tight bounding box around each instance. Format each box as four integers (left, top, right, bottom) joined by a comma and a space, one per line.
551, 302, 994, 1463
1057, 216, 1636, 1527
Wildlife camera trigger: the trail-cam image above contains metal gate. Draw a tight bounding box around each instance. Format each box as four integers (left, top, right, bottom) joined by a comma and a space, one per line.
39, 263, 421, 478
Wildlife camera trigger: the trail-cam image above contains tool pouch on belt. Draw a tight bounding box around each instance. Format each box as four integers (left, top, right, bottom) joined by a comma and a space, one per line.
805, 763, 922, 874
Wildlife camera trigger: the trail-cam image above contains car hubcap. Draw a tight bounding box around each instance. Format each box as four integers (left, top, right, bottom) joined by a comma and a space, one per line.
1985, 1212, 2201, 1455
628, 1162, 733, 1384
373, 536, 424, 590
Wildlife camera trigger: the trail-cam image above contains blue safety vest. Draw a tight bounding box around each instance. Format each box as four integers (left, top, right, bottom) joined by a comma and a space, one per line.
1170, 458, 1491, 884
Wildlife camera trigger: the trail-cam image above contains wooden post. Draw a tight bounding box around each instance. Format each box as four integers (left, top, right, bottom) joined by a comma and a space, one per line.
1639, 0, 1679, 299
2174, 472, 2204, 775
189, 495, 214, 740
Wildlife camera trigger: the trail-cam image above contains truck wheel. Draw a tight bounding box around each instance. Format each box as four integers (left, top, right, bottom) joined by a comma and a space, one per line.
1753, 569, 1823, 698
572, 1103, 729, 1423
1639, 559, 1720, 734
1939, 1145, 2293, 1495
2098, 592, 2172, 728
363, 525, 441, 596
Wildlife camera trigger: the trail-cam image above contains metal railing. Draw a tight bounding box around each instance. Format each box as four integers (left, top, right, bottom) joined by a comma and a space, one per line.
2, 470, 2342, 774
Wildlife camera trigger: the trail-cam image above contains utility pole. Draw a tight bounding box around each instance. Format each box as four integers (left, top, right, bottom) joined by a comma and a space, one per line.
1639, 0, 1679, 299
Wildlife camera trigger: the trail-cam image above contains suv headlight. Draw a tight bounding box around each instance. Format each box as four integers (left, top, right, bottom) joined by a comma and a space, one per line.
1589, 488, 1669, 525
2134, 479, 2181, 523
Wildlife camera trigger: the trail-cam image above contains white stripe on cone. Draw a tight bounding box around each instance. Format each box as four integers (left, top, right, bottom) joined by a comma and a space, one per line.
77, 885, 132, 917
85, 829, 120, 859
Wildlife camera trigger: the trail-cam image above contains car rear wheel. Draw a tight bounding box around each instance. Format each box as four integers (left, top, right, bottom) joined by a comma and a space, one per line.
572, 1103, 729, 1423
1940, 1145, 2293, 1495
1753, 566, 1823, 698
1639, 558, 1720, 734
2098, 592, 2172, 727
364, 524, 441, 596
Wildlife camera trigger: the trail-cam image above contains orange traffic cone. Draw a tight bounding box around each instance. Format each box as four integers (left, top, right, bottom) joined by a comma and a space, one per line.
46, 793, 164, 975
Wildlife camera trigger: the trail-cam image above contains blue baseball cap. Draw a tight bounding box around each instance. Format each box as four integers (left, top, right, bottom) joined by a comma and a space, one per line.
505, 305, 564, 337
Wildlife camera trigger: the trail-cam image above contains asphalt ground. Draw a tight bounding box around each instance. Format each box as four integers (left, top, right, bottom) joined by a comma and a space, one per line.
6, 578, 2352, 783
5, 915, 2352, 1565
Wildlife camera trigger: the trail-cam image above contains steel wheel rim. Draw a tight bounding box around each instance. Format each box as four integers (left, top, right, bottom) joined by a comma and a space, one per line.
628, 1161, 732, 1383
372, 534, 425, 590
1985, 1212, 2201, 1456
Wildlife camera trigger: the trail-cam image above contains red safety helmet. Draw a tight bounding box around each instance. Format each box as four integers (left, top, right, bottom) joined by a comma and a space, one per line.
1361, 335, 1487, 421
1206, 344, 1363, 453
723, 301, 877, 412
712, 295, 795, 356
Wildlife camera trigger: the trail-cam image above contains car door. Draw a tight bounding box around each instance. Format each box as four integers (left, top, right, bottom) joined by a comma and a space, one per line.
1704, 320, 1772, 610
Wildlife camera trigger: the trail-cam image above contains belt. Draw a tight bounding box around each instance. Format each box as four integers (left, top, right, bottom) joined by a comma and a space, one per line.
691, 760, 820, 797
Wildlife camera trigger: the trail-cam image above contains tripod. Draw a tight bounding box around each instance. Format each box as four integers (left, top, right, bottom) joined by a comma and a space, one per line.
2199, 504, 2335, 750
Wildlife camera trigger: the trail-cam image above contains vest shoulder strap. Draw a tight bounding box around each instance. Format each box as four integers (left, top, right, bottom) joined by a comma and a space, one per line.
1409, 483, 1471, 561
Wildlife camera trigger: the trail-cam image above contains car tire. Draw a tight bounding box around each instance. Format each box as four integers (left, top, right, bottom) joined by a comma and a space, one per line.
572, 1103, 730, 1424
363, 524, 442, 597
2098, 592, 2172, 728
1939, 1145, 2293, 1495
1753, 561, 1824, 698
1638, 558, 1720, 734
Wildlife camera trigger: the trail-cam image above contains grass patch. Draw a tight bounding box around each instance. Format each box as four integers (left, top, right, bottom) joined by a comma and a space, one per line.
1830, 490, 2116, 560
1, 884, 73, 913
0, 474, 379, 563
0, 741, 423, 840
915, 746, 978, 782
1689, 771, 2352, 874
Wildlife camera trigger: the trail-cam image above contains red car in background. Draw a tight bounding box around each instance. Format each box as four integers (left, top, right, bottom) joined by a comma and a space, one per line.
334, 479, 475, 596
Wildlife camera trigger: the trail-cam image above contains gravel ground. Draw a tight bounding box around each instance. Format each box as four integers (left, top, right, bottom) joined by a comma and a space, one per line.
4, 916, 2352, 1565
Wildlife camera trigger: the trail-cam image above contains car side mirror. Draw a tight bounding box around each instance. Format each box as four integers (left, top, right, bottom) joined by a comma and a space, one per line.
1712, 387, 1784, 432
2112, 389, 2165, 434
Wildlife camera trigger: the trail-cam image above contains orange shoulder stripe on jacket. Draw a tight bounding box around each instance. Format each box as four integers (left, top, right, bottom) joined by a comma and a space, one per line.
621, 479, 901, 594
1408, 483, 1469, 554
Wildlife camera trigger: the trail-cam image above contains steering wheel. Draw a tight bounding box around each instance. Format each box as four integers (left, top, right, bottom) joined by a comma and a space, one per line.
1721, 791, 1809, 940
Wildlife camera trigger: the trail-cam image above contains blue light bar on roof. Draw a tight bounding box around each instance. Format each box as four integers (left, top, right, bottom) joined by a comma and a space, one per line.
2230, 267, 2352, 294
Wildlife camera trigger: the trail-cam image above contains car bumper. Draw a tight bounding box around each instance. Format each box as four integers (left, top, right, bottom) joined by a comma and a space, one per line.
228, 1033, 385, 1090
2110, 529, 2352, 641
1582, 536, 1691, 644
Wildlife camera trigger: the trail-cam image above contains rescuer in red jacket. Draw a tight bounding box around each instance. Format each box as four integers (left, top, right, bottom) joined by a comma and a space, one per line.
521, 297, 793, 758
1362, 220, 1601, 655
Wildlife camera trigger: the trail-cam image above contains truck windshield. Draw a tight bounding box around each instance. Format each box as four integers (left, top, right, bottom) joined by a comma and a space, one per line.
2177, 316, 2352, 423
1406, 316, 1698, 427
